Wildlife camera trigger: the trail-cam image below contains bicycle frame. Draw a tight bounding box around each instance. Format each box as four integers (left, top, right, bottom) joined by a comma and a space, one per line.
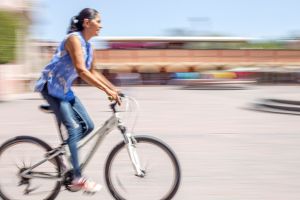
78, 111, 120, 171
21, 95, 145, 179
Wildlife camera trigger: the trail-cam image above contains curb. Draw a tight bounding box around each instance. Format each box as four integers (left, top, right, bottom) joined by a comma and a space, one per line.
250, 98, 300, 115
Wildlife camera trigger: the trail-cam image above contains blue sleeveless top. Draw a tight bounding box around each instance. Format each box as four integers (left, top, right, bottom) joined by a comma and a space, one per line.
35, 31, 93, 101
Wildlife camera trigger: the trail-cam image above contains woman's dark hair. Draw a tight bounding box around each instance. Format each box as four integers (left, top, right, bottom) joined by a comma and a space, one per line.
67, 8, 99, 34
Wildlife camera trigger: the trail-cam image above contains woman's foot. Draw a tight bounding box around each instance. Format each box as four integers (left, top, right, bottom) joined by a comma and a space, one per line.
70, 177, 102, 193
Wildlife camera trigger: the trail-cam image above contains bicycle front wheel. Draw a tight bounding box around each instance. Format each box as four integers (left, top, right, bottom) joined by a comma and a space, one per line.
105, 135, 181, 200
0, 136, 62, 200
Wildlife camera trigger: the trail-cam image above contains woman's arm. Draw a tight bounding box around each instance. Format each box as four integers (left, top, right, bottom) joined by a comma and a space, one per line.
65, 35, 120, 104
90, 55, 118, 92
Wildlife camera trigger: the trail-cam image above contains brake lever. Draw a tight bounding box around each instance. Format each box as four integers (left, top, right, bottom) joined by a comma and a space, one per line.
118, 92, 126, 98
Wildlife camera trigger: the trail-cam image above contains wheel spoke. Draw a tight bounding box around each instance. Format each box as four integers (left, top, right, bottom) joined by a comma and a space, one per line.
14, 161, 22, 170
0, 137, 62, 200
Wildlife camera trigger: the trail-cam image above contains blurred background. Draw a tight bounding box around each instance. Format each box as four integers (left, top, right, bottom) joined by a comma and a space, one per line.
0, 0, 300, 98
1, 1, 300, 199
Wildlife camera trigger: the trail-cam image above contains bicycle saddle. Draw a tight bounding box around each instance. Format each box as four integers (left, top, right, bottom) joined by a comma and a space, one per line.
39, 104, 53, 113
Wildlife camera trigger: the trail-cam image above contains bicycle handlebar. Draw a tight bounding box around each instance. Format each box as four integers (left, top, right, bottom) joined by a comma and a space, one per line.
109, 92, 127, 113
110, 101, 118, 113
109, 93, 140, 133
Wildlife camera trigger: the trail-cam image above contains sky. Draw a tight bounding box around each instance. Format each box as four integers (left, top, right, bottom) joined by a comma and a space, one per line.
31, 0, 300, 41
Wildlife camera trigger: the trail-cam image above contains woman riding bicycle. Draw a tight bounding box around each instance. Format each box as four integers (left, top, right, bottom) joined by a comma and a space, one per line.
34, 8, 121, 193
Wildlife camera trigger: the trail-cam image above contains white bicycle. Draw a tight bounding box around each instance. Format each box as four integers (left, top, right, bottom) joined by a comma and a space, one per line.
0, 94, 181, 200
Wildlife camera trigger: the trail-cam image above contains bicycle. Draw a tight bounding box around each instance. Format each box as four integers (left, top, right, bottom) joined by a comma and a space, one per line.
0, 94, 181, 200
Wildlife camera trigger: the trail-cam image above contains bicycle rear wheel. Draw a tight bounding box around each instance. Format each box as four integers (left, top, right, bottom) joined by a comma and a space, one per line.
0, 136, 62, 200
105, 135, 181, 200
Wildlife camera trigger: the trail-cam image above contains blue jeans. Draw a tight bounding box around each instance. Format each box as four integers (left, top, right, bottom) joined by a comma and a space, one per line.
41, 87, 94, 178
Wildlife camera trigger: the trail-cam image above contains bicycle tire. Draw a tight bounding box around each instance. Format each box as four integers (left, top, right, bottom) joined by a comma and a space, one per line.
0, 136, 62, 200
105, 135, 181, 200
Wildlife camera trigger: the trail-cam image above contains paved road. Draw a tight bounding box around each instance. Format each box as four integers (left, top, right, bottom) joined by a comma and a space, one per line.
1, 85, 300, 200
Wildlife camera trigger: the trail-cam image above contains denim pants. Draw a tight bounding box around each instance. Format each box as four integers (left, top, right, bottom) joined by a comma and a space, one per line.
41, 87, 94, 178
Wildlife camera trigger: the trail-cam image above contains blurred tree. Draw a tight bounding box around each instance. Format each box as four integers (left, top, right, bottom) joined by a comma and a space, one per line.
0, 10, 20, 64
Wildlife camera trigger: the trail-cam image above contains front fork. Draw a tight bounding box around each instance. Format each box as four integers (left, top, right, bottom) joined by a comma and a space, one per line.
118, 124, 145, 177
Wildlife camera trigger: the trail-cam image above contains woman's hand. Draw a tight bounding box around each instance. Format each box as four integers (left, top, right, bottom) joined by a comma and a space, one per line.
105, 88, 121, 105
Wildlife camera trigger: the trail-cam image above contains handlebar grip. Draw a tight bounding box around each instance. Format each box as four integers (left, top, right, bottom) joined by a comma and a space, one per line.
108, 96, 113, 101
108, 93, 125, 101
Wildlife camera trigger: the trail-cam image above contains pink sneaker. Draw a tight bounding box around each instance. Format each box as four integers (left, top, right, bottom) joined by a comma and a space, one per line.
70, 177, 102, 193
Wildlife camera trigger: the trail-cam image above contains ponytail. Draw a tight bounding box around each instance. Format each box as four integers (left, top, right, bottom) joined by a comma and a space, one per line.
67, 8, 99, 34
67, 15, 82, 33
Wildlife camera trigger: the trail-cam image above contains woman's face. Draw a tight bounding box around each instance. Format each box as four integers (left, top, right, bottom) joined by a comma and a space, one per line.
83, 14, 102, 36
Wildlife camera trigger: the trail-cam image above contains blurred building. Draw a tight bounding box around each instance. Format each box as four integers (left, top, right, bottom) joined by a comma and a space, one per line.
38, 36, 300, 71
31, 36, 300, 85
3, 33, 300, 92
93, 36, 300, 72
